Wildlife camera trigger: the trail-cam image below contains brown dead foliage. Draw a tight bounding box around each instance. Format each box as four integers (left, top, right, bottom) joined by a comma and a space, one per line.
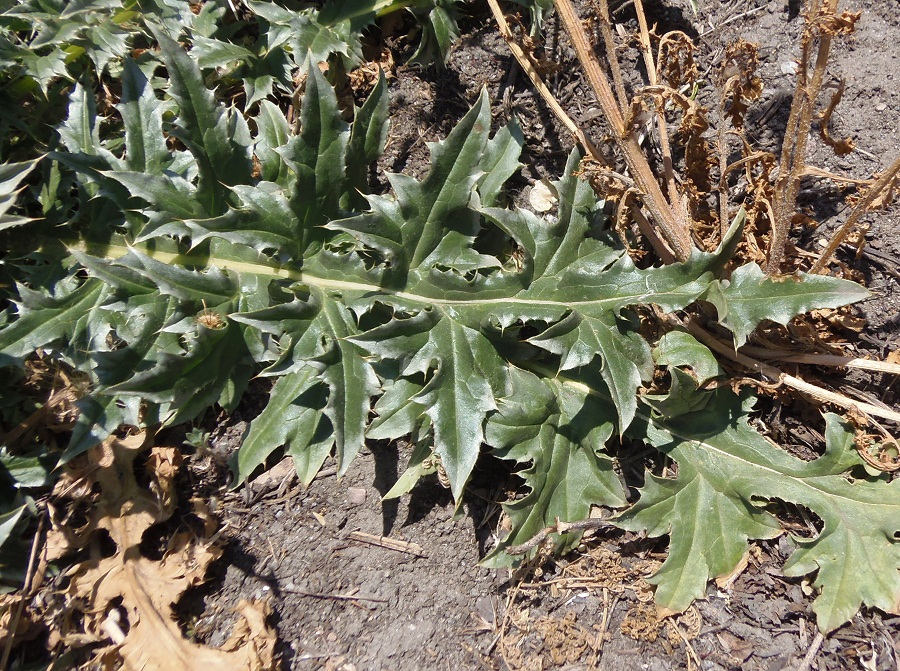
501, 609, 603, 671
34, 433, 278, 671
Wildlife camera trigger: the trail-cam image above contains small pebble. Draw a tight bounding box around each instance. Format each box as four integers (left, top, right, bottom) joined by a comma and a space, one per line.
780, 61, 798, 75
347, 487, 367, 504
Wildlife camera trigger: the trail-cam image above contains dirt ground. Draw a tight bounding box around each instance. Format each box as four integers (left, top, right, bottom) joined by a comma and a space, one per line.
15, 1, 900, 670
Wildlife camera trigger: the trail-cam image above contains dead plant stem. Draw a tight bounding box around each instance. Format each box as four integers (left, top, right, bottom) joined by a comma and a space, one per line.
554, 0, 693, 261
810, 153, 900, 273
487, 0, 600, 159
598, 0, 628, 115
633, 0, 688, 236
682, 320, 900, 423
767, 0, 839, 274
738, 346, 900, 375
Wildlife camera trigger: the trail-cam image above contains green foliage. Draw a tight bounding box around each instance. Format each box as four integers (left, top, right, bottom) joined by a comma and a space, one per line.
0, 434, 56, 588
0, 0, 892, 634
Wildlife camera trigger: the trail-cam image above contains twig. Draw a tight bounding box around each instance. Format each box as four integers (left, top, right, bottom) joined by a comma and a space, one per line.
281, 587, 387, 603
738, 346, 900, 375
312, 465, 338, 481
796, 631, 825, 671
347, 530, 426, 557
505, 517, 614, 555
296, 651, 347, 661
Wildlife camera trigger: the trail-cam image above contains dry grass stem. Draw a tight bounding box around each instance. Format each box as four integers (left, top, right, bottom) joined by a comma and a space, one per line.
684, 321, 900, 424
810, 154, 900, 273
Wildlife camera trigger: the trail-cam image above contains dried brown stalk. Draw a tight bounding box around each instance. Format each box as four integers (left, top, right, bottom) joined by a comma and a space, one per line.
810, 154, 900, 273
738, 346, 900, 376
553, 0, 693, 262
632, 0, 689, 239
596, 0, 628, 115
766, 0, 859, 274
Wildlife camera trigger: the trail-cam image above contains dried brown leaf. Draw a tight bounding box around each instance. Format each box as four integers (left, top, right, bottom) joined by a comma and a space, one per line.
60, 434, 278, 671
717, 40, 763, 129
813, 9, 861, 37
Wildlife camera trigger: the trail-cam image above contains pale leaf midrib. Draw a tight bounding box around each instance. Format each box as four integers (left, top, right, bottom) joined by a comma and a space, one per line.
67, 241, 668, 311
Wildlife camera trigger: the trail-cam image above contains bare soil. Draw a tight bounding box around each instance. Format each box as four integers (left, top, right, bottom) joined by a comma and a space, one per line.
109, 1, 900, 670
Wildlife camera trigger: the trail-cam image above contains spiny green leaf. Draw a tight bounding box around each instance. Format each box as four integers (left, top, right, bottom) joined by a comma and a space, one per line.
346, 70, 389, 208
118, 58, 169, 174
0, 449, 55, 489
0, 278, 108, 366
110, 320, 250, 425
478, 116, 524, 208
409, 1, 460, 66
191, 34, 255, 69
185, 182, 299, 257
2, 61, 883, 634
405, 88, 489, 268
618, 393, 900, 631
58, 80, 100, 157
276, 58, 349, 238
0, 157, 40, 230
704, 262, 870, 347
483, 369, 627, 565
151, 26, 251, 211
653, 331, 723, 386
382, 438, 438, 500
404, 315, 506, 500
237, 367, 332, 486
253, 100, 292, 186
110, 248, 237, 303
312, 294, 380, 475
529, 309, 652, 432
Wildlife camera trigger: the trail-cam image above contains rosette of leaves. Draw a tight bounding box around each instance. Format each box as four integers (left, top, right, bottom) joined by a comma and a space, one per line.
0, 24, 895, 633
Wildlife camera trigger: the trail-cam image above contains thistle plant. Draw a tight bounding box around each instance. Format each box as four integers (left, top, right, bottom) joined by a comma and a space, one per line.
0, 0, 897, 638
